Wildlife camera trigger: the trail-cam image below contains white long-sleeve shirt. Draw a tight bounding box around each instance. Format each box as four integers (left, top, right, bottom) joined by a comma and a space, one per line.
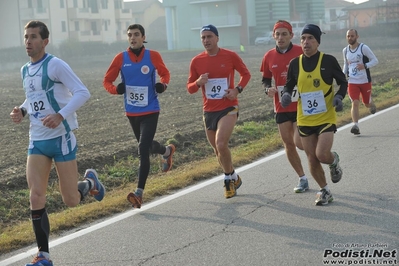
342, 43, 378, 84
20, 54, 90, 141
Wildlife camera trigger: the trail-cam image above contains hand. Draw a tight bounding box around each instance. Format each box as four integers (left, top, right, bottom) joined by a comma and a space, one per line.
41, 113, 64, 129
10, 107, 23, 124
155, 82, 167, 93
116, 83, 125, 94
280, 92, 292, 108
333, 94, 343, 112
265, 86, 276, 98
356, 63, 366, 70
224, 88, 239, 100
196, 73, 209, 87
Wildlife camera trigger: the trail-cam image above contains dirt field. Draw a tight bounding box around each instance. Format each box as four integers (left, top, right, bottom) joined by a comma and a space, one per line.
1, 35, 398, 191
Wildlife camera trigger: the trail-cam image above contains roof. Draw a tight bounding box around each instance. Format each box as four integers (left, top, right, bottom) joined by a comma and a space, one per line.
343, 0, 398, 10
325, 0, 355, 8
124, 0, 163, 13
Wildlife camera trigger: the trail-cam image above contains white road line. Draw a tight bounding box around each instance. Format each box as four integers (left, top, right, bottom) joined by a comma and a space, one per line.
2, 103, 398, 265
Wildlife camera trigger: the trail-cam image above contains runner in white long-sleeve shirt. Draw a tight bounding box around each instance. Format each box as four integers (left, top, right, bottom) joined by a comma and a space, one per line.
9, 20, 105, 266
343, 29, 379, 135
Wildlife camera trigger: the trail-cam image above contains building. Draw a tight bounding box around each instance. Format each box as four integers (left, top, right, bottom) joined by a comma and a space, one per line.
0, 0, 136, 49
161, 0, 325, 50
343, 0, 399, 28
161, 0, 248, 50
0, 0, 330, 51
323, 0, 354, 31
253, 0, 325, 33
124, 0, 167, 46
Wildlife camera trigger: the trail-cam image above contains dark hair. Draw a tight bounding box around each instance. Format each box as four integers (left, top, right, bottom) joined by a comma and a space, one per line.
24, 20, 49, 39
127, 24, 145, 36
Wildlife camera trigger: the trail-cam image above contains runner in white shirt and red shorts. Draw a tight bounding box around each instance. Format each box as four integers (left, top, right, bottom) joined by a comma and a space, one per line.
343, 29, 379, 135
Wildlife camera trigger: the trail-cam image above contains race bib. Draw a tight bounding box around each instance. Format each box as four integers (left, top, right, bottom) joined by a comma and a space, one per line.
300, 90, 327, 115
27, 90, 52, 119
277, 86, 299, 102
126, 85, 149, 107
349, 63, 365, 78
205, 78, 228, 99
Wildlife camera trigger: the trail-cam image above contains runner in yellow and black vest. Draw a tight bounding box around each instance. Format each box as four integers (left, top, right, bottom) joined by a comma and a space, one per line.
281, 24, 348, 206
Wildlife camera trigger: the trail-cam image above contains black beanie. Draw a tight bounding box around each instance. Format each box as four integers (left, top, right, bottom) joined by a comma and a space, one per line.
301, 24, 322, 44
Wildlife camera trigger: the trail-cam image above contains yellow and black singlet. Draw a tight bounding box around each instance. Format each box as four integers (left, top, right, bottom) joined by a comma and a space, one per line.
297, 52, 336, 127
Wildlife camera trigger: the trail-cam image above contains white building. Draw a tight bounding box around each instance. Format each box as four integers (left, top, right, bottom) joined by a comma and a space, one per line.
0, 0, 133, 49
323, 0, 354, 31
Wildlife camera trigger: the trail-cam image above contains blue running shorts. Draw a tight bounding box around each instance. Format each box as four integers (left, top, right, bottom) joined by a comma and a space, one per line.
28, 132, 77, 162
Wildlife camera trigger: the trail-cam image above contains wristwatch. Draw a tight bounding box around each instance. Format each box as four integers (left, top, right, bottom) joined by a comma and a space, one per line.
236, 86, 243, 93
20, 107, 27, 117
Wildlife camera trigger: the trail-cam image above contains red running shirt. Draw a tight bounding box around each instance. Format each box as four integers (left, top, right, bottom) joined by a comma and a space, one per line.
260, 44, 302, 113
187, 48, 251, 112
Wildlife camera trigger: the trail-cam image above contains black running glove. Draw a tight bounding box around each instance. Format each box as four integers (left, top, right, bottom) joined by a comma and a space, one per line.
280, 92, 292, 108
155, 83, 167, 93
116, 82, 125, 94
333, 94, 343, 112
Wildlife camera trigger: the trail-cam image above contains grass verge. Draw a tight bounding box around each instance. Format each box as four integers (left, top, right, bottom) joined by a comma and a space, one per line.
1, 79, 398, 254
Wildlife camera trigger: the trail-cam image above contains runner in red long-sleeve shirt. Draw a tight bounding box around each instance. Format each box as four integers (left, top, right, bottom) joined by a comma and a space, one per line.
187, 24, 251, 199
260, 20, 309, 193
103, 24, 175, 209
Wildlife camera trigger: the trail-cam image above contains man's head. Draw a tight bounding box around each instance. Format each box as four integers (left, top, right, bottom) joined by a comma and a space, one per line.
200, 24, 219, 37
24, 20, 49, 62
200, 24, 219, 54
25, 20, 49, 40
273, 20, 294, 50
127, 24, 147, 49
301, 24, 323, 44
300, 24, 323, 56
346, 29, 359, 46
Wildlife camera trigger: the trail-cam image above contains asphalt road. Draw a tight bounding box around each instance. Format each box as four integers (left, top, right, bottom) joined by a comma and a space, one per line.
1, 105, 399, 266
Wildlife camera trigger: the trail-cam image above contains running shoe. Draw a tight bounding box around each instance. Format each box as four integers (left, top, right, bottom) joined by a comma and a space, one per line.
315, 188, 333, 206
224, 179, 236, 198
329, 152, 343, 183
350, 124, 360, 135
162, 144, 176, 172
127, 192, 143, 209
25, 252, 53, 266
369, 102, 376, 114
84, 169, 105, 201
294, 178, 309, 193
234, 175, 242, 190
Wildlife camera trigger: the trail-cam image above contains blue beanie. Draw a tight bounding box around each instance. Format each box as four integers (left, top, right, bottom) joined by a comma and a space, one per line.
301, 24, 322, 44
201, 24, 219, 36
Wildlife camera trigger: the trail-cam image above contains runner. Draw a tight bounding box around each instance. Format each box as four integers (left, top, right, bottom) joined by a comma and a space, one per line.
10, 20, 105, 266
343, 29, 379, 135
260, 20, 309, 193
103, 24, 175, 209
186, 24, 251, 198
281, 24, 348, 205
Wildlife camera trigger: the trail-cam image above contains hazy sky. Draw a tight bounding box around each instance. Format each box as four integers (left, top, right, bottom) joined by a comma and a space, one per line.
348, 0, 369, 3
123, 0, 368, 4
124, 0, 163, 2
124, 0, 368, 3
